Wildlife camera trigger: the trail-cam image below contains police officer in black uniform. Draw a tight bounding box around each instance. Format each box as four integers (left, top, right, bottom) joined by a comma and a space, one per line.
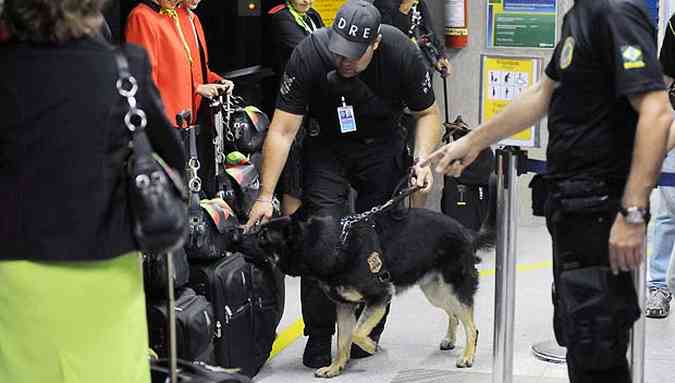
247, 0, 441, 370
424, 1, 674, 382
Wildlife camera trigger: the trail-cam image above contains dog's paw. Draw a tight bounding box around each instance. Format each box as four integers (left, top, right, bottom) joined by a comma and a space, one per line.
352, 335, 377, 355
314, 363, 345, 378
456, 355, 474, 368
440, 339, 455, 351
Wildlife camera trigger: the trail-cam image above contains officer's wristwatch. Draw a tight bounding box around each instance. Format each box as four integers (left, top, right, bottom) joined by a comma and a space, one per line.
619, 206, 650, 224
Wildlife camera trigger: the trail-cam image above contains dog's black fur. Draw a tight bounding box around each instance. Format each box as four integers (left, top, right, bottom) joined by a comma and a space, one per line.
235, 197, 495, 378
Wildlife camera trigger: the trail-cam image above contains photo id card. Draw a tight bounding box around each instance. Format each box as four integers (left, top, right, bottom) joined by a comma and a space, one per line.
337, 105, 357, 134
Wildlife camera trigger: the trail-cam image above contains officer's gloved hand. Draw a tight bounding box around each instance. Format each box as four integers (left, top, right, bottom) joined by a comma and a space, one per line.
326, 70, 374, 104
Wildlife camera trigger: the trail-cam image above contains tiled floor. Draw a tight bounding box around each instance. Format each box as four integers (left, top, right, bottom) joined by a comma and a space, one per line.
255, 223, 675, 383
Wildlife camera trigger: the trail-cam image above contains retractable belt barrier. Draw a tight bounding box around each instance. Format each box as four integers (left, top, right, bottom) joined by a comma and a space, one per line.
492, 147, 669, 383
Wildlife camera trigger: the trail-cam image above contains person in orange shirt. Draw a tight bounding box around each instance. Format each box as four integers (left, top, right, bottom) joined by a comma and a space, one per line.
178, 0, 233, 117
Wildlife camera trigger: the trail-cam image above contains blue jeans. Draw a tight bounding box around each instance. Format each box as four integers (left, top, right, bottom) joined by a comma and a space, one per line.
650, 151, 675, 290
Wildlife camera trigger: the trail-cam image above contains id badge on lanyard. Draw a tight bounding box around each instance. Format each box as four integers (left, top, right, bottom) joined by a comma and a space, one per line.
337, 96, 357, 134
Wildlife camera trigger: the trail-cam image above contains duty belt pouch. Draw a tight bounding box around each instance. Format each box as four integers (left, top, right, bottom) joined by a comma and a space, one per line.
558, 266, 640, 370
553, 178, 612, 215
529, 174, 549, 217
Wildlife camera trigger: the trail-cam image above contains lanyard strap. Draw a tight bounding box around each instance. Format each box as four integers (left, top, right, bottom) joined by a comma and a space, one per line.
286, 1, 317, 34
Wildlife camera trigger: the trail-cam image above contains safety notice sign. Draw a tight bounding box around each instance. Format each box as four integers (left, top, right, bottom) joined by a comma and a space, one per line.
480, 55, 542, 147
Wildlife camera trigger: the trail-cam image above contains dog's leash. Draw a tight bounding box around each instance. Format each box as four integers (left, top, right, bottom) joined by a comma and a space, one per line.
339, 181, 421, 245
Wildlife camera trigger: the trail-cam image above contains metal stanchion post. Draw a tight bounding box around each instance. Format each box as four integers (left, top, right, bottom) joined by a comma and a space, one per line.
492, 147, 519, 383
630, 239, 647, 383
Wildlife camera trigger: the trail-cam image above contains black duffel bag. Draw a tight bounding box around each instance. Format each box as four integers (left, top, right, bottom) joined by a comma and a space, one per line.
441, 116, 495, 231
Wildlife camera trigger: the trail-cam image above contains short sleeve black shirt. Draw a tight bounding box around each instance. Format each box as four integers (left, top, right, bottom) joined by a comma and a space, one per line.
276, 25, 435, 141
545, 0, 664, 179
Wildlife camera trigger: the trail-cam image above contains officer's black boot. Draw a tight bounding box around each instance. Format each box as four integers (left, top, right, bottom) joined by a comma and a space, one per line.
303, 335, 332, 368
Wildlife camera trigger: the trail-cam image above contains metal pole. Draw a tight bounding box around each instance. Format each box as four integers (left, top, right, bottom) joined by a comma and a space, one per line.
630, 239, 647, 383
492, 148, 519, 383
166, 251, 178, 383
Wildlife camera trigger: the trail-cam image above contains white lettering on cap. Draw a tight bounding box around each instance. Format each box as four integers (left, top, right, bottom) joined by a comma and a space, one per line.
337, 17, 347, 29
363, 27, 371, 39
348, 25, 358, 37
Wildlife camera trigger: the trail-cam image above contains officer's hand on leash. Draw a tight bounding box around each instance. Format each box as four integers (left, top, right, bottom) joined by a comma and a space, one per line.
244, 198, 275, 233
419, 136, 478, 177
608, 214, 646, 275
436, 58, 452, 78
411, 162, 433, 193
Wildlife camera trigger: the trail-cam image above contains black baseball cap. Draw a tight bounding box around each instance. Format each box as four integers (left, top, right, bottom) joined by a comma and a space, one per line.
329, 0, 381, 59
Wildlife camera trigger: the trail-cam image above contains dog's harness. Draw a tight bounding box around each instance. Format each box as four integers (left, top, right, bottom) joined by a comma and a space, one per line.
338, 183, 421, 283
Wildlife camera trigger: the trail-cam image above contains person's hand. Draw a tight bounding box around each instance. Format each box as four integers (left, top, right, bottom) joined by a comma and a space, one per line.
419, 135, 480, 177
435, 58, 452, 78
608, 214, 646, 275
399, 0, 416, 14
219, 79, 235, 94
196, 82, 232, 98
411, 162, 433, 193
244, 198, 275, 233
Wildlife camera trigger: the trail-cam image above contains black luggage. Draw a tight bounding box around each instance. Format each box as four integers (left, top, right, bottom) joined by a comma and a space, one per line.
148, 287, 215, 363
150, 359, 251, 383
441, 178, 490, 232
189, 253, 282, 377
144, 248, 190, 299
150, 250, 253, 383
441, 116, 495, 231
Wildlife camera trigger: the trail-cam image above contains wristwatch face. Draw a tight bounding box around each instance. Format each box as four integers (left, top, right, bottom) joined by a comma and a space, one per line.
622, 207, 647, 224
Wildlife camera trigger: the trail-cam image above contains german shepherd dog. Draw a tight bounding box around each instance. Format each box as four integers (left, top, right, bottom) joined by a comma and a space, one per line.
238, 200, 495, 378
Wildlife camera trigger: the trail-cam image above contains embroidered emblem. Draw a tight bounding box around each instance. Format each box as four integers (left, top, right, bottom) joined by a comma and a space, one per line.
622, 46, 645, 69
560, 36, 575, 70
280, 72, 296, 95
421, 71, 432, 94
367, 252, 383, 274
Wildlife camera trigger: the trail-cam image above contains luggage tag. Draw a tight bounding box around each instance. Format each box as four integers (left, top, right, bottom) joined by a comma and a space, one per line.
337, 96, 357, 134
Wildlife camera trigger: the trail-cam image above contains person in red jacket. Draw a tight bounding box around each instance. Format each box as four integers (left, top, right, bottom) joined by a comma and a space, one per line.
126, 0, 193, 125
178, 0, 233, 117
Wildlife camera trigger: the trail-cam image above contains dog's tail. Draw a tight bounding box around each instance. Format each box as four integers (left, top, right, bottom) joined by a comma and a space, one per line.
473, 174, 497, 252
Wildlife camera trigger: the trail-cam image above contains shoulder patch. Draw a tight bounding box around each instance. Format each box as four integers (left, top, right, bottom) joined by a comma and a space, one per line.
560, 36, 575, 70
622, 45, 645, 69
268, 4, 287, 15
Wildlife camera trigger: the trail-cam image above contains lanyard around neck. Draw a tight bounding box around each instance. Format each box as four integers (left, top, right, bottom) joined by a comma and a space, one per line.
286, 1, 316, 34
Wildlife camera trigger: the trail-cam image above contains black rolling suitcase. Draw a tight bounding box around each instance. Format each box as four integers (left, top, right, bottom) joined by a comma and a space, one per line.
150, 251, 252, 383
189, 253, 281, 377
148, 287, 215, 363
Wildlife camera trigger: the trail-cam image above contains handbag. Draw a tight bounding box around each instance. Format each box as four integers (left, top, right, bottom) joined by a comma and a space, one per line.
115, 51, 188, 255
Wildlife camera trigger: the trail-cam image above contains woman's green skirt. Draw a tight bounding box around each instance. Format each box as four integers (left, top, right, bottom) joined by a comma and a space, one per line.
0, 252, 150, 383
